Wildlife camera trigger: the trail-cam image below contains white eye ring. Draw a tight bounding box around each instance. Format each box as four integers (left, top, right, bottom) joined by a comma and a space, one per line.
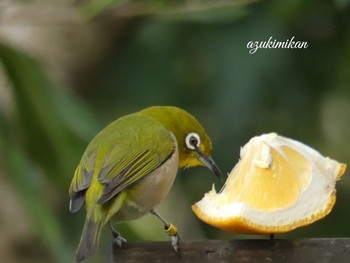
185, 132, 201, 150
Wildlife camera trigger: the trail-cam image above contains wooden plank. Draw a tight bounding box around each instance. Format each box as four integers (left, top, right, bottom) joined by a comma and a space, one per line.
105, 238, 350, 263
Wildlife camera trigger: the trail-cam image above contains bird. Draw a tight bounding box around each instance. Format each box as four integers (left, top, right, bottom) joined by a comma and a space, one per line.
69, 106, 222, 262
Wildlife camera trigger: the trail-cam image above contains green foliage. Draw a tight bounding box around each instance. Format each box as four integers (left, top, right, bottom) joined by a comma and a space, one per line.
0, 109, 71, 263
0, 44, 99, 185
0, 44, 100, 262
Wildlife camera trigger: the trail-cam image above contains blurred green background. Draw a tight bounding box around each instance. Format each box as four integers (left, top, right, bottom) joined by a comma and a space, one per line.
1, 0, 350, 262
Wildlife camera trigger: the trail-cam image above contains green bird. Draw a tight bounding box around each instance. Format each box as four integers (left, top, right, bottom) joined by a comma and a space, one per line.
69, 106, 221, 262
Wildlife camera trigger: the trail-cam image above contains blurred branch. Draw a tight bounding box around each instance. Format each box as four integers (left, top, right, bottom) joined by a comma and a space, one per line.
0, 4, 81, 26
150, 0, 257, 15
0, 0, 257, 26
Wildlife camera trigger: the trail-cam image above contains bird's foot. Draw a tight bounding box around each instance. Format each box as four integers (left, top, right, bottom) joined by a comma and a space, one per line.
165, 223, 180, 252
113, 235, 127, 247
170, 234, 180, 252
109, 222, 127, 247
150, 210, 180, 252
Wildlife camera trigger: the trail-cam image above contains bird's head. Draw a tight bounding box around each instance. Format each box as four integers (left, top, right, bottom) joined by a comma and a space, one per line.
140, 106, 222, 180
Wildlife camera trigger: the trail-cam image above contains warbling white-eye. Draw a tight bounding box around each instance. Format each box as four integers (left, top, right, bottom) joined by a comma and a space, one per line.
69, 106, 221, 262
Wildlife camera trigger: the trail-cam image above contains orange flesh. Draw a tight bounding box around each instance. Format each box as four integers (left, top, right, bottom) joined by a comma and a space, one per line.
222, 144, 311, 212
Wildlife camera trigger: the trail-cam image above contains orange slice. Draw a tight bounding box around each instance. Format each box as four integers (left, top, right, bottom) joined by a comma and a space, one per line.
192, 133, 346, 234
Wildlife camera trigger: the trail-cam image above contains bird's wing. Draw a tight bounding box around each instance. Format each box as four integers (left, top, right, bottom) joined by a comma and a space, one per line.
69, 149, 97, 213
97, 144, 175, 204
69, 114, 176, 211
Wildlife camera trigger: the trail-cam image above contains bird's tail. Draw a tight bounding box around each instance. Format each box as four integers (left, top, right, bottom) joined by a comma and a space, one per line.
75, 215, 104, 262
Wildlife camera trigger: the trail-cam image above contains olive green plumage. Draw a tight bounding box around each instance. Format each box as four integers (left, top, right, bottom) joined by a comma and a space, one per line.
69, 106, 221, 262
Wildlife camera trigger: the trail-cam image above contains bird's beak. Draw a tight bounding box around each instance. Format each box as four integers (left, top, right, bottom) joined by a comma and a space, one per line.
197, 151, 223, 182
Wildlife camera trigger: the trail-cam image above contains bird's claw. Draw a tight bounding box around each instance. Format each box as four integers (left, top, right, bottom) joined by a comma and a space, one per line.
165, 223, 180, 252
171, 234, 180, 252
109, 222, 127, 247
113, 235, 127, 247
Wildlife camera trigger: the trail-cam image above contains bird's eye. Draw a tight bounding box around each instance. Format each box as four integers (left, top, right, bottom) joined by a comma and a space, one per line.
185, 132, 201, 150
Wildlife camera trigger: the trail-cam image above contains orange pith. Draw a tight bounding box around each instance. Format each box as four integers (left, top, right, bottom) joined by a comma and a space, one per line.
192, 193, 336, 234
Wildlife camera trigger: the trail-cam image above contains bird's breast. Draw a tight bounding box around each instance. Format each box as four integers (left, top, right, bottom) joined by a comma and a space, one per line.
113, 145, 179, 222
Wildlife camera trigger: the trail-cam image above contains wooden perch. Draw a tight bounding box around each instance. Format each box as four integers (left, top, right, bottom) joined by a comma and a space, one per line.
106, 238, 350, 262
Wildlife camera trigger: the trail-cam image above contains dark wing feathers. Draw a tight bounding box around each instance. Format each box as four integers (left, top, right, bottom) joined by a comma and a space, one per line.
69, 165, 94, 213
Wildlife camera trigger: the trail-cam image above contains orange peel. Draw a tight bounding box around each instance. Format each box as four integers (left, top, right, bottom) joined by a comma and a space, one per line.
192, 133, 346, 234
